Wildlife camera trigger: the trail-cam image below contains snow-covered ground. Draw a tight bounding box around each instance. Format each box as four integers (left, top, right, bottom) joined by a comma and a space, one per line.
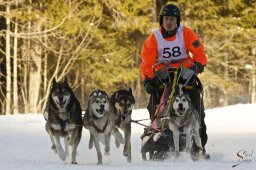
0, 104, 256, 170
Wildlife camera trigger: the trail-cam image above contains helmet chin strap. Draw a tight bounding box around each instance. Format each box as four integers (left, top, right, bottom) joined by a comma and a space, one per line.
161, 26, 177, 38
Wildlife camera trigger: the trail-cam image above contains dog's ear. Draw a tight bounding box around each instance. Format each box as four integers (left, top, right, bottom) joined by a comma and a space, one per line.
52, 77, 57, 85
173, 86, 180, 96
127, 88, 135, 104
52, 77, 57, 84
64, 77, 69, 86
114, 91, 119, 101
50, 78, 57, 90
110, 91, 119, 107
128, 88, 132, 94
87, 92, 93, 107
185, 94, 191, 101
89, 91, 94, 98
103, 90, 110, 101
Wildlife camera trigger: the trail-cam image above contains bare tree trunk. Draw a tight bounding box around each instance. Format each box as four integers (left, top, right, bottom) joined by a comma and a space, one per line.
29, 25, 42, 113
13, 1, 19, 114
135, 31, 141, 108
27, 1, 42, 113
23, 2, 32, 114
43, 34, 47, 93
21, 41, 29, 113
223, 54, 229, 106
81, 61, 85, 107
5, 4, 11, 115
251, 62, 255, 103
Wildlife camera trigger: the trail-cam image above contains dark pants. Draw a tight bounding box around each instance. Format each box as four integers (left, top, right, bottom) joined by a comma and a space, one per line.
146, 79, 208, 150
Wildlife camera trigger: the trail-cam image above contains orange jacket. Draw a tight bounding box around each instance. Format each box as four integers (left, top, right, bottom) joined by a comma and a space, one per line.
140, 26, 207, 80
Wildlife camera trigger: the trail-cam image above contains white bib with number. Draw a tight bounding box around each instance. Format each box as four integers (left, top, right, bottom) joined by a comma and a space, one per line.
154, 26, 187, 63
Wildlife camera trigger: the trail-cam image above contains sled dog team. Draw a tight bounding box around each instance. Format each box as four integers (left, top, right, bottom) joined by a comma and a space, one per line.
44, 78, 202, 164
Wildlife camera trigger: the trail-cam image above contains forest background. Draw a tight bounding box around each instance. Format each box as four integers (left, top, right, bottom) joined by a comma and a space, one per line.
0, 0, 255, 114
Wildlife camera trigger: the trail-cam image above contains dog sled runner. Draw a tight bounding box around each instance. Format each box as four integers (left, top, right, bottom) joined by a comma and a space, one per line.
140, 61, 208, 161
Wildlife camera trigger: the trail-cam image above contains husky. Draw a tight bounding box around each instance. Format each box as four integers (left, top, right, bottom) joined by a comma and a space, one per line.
83, 90, 111, 165
44, 77, 83, 164
110, 88, 135, 162
168, 93, 203, 157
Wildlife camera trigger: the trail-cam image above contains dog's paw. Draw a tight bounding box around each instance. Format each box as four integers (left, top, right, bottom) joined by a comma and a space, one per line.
191, 147, 204, 161
204, 153, 210, 160
89, 141, 93, 149
185, 148, 191, 153
51, 145, 57, 154
118, 135, 125, 144
126, 156, 131, 163
114, 132, 124, 144
104, 152, 110, 156
174, 151, 180, 158
58, 149, 66, 161
153, 132, 161, 142
71, 161, 78, 164
96, 161, 103, 165
123, 150, 128, 157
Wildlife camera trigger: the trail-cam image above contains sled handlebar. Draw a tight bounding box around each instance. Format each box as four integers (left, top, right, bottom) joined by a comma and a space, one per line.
152, 61, 179, 72
152, 60, 196, 72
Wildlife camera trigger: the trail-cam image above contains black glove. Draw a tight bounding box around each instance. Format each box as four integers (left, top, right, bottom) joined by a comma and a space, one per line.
144, 77, 158, 94
189, 61, 205, 74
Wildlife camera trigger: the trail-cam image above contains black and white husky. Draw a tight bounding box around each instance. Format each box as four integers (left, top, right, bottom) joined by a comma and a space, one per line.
110, 88, 135, 162
169, 93, 202, 157
83, 90, 112, 165
44, 77, 83, 164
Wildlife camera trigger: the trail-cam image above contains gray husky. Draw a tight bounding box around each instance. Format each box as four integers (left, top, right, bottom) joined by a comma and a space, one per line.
168, 93, 202, 157
44, 77, 83, 164
83, 90, 112, 165
110, 88, 135, 162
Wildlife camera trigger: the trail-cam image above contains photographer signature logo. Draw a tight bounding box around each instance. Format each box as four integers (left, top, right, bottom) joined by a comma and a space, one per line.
232, 149, 253, 168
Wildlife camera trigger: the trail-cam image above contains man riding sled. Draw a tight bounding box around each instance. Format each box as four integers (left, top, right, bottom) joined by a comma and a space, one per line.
140, 3, 210, 159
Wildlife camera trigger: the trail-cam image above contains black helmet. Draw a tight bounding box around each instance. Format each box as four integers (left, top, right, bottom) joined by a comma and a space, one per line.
159, 4, 181, 28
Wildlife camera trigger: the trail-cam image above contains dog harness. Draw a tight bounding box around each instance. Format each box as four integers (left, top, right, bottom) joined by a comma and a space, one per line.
171, 109, 192, 133
58, 118, 68, 131
90, 119, 109, 133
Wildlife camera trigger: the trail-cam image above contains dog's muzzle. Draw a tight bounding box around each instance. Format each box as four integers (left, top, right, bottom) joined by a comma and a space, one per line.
177, 108, 186, 115
177, 107, 186, 116
56, 98, 66, 109
177, 103, 186, 116
96, 104, 105, 114
121, 114, 126, 121
121, 110, 131, 121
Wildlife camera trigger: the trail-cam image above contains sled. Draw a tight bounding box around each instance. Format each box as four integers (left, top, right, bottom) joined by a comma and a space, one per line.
140, 61, 207, 161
